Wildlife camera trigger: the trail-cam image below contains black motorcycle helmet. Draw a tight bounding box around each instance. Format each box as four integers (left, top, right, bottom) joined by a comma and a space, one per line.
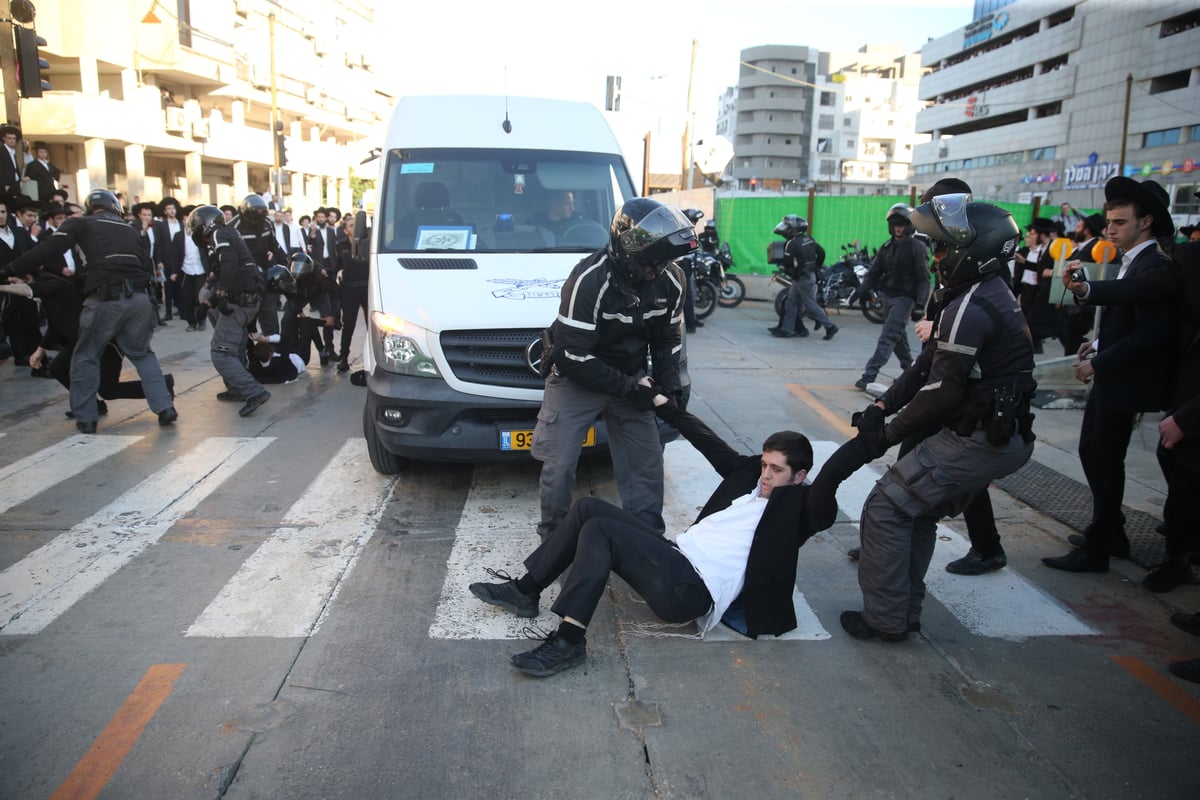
239, 193, 269, 225
910, 195, 1019, 288
85, 189, 123, 217
187, 205, 225, 247
288, 251, 315, 280
265, 264, 296, 295
608, 198, 698, 281
772, 214, 808, 239
682, 208, 705, 224
886, 203, 914, 235
704, 220, 716, 231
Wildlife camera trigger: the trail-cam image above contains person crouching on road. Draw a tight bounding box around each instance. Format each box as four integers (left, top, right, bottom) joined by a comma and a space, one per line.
469, 395, 863, 677
188, 205, 271, 417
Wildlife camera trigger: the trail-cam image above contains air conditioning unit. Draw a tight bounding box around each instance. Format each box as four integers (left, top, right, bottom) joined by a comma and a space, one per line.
250, 65, 269, 91
164, 107, 187, 134
191, 120, 210, 141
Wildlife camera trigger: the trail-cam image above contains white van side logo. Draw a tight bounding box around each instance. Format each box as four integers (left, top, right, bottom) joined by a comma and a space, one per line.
488, 278, 567, 300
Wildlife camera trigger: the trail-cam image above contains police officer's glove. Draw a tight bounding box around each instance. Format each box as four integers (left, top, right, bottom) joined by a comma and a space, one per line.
630, 383, 665, 412
851, 403, 885, 433
911, 308, 925, 323
218, 297, 235, 315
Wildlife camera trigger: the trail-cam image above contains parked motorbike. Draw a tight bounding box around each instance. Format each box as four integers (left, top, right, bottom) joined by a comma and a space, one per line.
770, 256, 886, 326
709, 244, 746, 308
683, 251, 721, 320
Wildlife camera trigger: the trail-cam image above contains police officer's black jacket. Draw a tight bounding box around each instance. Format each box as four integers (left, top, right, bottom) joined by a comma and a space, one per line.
208, 227, 264, 295
781, 235, 822, 278
233, 216, 287, 270
880, 273, 1035, 444
698, 230, 719, 253
861, 235, 930, 304
10, 211, 151, 294
655, 404, 854, 637
549, 248, 684, 397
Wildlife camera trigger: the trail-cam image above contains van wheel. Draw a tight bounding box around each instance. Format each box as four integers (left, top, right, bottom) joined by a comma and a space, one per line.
363, 399, 409, 474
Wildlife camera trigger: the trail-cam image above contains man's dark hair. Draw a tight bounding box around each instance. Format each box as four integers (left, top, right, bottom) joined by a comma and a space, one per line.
1104, 196, 1149, 221
762, 431, 814, 473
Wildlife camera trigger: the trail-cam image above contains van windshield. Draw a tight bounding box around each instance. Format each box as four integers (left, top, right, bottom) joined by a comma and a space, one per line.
376, 148, 637, 254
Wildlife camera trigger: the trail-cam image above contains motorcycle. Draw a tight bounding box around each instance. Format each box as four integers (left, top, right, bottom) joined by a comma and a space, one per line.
709, 244, 746, 308
770, 255, 886, 326
683, 251, 721, 320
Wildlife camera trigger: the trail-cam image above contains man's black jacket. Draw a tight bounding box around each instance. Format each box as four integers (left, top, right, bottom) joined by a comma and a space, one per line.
656, 404, 858, 637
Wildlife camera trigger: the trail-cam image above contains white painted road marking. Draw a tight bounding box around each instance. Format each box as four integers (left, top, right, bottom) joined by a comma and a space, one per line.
186, 439, 395, 638
0, 435, 143, 515
812, 441, 1098, 640
0, 438, 272, 635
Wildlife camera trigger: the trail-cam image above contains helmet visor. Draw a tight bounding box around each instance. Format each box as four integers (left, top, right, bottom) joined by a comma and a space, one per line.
618, 205, 695, 258
927, 193, 974, 246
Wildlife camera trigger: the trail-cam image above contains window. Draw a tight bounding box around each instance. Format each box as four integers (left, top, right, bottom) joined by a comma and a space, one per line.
817, 138, 831, 153
785, 138, 793, 145
1035, 101, 1062, 118
1175, 185, 1200, 214
846, 139, 855, 149
1191, 125, 1200, 143
791, 67, 798, 75
1144, 128, 1181, 147
1150, 70, 1190, 94
820, 92, 835, 107
1160, 9, 1200, 37
818, 114, 834, 130
1030, 146, 1056, 160
844, 116, 853, 126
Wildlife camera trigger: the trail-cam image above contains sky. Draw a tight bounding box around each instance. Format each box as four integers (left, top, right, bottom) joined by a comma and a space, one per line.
372, 0, 977, 170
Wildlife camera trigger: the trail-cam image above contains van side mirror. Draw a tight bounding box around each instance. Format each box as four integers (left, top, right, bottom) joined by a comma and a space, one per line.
353, 210, 369, 242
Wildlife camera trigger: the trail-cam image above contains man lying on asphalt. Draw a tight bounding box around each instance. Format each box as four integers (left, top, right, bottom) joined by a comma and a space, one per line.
468, 390, 865, 677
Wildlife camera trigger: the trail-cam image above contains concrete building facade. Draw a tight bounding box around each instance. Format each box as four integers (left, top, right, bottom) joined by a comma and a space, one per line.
725, 44, 926, 196
915, 0, 1200, 223
3, 0, 393, 212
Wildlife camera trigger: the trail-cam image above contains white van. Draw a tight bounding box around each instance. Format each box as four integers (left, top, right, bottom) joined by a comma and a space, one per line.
362, 95, 681, 473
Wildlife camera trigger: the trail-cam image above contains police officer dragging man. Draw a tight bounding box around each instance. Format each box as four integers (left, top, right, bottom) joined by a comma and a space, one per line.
188, 205, 271, 417
6, 190, 176, 433
838, 194, 1036, 641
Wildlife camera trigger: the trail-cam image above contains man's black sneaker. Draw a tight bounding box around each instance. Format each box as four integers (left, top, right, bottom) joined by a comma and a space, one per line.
319, 349, 331, 366
158, 406, 178, 426
769, 328, 795, 338
847, 546, 861, 561
239, 391, 270, 417
76, 420, 97, 434
510, 631, 587, 677
823, 324, 839, 341
839, 610, 907, 642
469, 569, 540, 618
946, 548, 1007, 576
854, 377, 871, 391
337, 360, 349, 373
216, 390, 244, 402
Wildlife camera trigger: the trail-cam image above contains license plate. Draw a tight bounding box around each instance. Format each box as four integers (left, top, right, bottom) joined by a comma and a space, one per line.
500, 426, 596, 451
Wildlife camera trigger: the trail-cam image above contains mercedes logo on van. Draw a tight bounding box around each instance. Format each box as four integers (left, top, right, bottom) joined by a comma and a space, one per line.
526, 337, 544, 377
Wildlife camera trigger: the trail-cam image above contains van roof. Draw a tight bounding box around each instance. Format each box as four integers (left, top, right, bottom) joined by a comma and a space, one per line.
384, 95, 624, 155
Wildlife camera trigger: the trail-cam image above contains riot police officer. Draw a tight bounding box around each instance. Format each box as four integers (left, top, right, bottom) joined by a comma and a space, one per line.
698, 219, 720, 254
769, 215, 837, 340
533, 197, 695, 539
7, 190, 176, 432
189, 205, 271, 417
839, 195, 1036, 641
232, 193, 287, 337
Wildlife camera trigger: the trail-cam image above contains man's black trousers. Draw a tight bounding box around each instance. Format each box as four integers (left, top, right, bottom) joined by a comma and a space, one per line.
523, 497, 712, 628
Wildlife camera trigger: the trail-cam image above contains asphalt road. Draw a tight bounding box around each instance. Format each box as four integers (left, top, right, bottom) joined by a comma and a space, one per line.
1, 288, 1197, 800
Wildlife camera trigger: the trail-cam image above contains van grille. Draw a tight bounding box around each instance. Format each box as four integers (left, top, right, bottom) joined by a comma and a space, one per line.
441, 328, 545, 390
398, 258, 478, 270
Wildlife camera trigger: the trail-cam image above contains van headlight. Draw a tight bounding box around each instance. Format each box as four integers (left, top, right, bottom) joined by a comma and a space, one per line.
371, 312, 441, 377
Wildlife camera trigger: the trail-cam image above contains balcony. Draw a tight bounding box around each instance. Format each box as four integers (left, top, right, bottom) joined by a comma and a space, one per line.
913, 112, 1070, 164
916, 65, 1076, 134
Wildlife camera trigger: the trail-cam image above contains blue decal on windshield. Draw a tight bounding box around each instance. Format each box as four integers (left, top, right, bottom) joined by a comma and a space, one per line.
400, 162, 435, 174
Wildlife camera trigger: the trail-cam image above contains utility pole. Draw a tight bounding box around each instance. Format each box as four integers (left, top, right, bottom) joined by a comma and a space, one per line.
1, 0, 22, 127
1118, 73, 1132, 173
681, 38, 697, 192
269, 11, 280, 201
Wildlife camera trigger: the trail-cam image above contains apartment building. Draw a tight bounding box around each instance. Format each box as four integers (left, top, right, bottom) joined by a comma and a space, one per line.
915, 0, 1200, 221
3, 0, 394, 211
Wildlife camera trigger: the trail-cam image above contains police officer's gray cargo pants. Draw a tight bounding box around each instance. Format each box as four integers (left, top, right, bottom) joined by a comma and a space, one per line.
532, 373, 665, 539
782, 271, 832, 333
70, 293, 172, 423
211, 302, 265, 400
862, 292, 914, 381
857, 428, 1032, 635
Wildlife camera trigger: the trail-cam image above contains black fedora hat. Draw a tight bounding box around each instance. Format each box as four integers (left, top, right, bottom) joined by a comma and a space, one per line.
1104, 176, 1174, 238
1027, 217, 1056, 235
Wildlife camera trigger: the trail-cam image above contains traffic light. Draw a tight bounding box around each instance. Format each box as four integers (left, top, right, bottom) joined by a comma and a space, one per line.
750, 177, 757, 192
15, 27, 51, 98
275, 132, 288, 166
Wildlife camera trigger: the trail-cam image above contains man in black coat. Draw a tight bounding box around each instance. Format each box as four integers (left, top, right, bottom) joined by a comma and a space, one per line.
153, 198, 185, 321
468, 397, 859, 677
22, 141, 65, 206
1043, 177, 1175, 573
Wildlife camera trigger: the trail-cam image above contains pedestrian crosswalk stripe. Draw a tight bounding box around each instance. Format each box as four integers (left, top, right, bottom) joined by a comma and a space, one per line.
186, 439, 396, 638
0, 435, 143, 516
811, 441, 1098, 641
429, 461, 562, 640
0, 437, 273, 635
